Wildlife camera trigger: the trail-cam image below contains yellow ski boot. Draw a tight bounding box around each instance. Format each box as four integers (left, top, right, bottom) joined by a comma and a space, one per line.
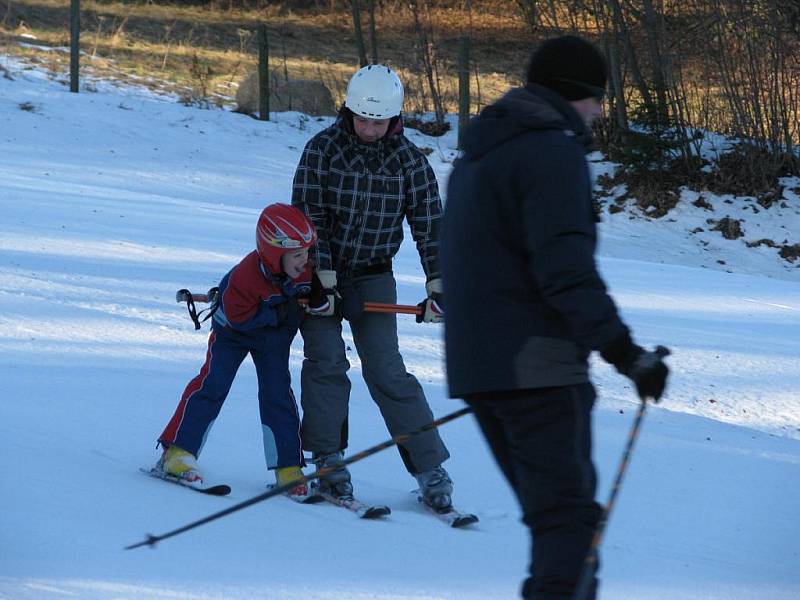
276, 466, 311, 500
159, 446, 203, 483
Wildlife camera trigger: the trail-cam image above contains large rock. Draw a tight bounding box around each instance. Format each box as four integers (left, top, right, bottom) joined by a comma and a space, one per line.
235, 71, 336, 116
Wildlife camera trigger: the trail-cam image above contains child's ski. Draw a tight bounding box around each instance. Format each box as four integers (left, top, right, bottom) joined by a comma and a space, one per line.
320, 492, 391, 519
140, 467, 231, 496
413, 490, 478, 528
266, 484, 325, 505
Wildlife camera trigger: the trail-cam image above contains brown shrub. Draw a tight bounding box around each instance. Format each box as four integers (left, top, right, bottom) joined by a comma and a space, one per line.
692, 196, 713, 211
710, 217, 744, 240
702, 144, 788, 198
404, 116, 451, 137
746, 238, 778, 248
779, 244, 800, 262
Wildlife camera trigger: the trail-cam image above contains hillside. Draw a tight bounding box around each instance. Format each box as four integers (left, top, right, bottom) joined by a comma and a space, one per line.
1, 53, 800, 600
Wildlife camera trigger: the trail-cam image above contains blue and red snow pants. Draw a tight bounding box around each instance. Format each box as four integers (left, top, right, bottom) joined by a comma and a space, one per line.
158, 321, 303, 470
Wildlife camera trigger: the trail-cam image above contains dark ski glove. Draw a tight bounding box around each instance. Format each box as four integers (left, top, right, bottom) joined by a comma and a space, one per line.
340, 287, 365, 323
275, 297, 303, 328
307, 270, 341, 318
416, 278, 444, 324
601, 334, 670, 402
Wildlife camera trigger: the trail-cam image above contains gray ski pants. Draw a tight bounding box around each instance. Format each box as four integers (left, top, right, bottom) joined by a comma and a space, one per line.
298, 271, 450, 475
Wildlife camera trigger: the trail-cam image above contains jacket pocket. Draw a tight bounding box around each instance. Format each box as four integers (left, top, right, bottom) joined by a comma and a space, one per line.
370, 173, 404, 217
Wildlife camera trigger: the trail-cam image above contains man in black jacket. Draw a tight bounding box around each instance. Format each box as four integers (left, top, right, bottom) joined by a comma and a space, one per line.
441, 36, 670, 599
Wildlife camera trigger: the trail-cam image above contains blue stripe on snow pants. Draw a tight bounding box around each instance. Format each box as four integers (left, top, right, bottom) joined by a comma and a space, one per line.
158, 321, 304, 469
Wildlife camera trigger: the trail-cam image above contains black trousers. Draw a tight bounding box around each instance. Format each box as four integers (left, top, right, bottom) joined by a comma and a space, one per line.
465, 383, 603, 600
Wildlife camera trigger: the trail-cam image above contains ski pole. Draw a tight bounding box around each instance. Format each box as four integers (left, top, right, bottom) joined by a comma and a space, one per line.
572, 398, 649, 600
176, 288, 218, 304
176, 289, 423, 316
362, 301, 422, 316
125, 406, 472, 550
573, 346, 670, 600
176, 288, 219, 330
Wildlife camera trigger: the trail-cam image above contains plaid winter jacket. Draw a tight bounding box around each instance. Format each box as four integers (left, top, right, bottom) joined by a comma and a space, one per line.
291, 119, 442, 280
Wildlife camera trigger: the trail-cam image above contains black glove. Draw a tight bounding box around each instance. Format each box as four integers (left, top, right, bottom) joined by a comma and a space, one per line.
275, 297, 303, 328
624, 346, 670, 402
601, 334, 670, 402
307, 270, 341, 318
416, 278, 444, 324
340, 287, 365, 323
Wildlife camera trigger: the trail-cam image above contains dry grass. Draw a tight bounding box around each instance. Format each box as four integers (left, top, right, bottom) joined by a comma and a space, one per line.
1, 0, 542, 112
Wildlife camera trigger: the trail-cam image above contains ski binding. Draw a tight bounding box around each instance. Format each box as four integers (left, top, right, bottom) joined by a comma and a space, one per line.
414, 490, 478, 528
267, 483, 325, 504
140, 467, 231, 496
311, 482, 391, 519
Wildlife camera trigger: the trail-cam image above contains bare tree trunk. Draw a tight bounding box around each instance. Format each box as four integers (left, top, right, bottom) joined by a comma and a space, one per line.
458, 35, 471, 149
640, 0, 670, 125
409, 0, 445, 128
606, 0, 657, 120
605, 33, 628, 130
591, 0, 627, 133
463, 0, 483, 111
515, 0, 539, 32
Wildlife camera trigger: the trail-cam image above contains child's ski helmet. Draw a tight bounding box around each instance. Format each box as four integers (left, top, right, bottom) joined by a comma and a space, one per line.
256, 203, 316, 274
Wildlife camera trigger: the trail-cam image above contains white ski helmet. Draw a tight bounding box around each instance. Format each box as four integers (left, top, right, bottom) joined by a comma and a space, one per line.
345, 64, 404, 119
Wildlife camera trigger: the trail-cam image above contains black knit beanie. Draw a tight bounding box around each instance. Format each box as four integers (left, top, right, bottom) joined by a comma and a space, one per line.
526, 35, 607, 101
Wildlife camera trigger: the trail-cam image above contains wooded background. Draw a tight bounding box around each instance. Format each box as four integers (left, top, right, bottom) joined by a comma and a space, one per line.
3, 1, 800, 196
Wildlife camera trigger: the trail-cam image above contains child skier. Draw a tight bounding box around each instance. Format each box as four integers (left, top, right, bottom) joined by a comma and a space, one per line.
155, 203, 317, 498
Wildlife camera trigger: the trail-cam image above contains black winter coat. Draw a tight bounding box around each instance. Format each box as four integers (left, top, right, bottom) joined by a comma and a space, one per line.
441, 84, 630, 397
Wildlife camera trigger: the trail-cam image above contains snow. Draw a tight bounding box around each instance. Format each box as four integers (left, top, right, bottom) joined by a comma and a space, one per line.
2, 53, 799, 600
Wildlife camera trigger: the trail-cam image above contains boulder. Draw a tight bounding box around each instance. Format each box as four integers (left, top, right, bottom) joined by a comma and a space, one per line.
235, 71, 336, 116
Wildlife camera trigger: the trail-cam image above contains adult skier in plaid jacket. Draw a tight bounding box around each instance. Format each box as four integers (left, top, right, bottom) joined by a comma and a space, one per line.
291, 64, 454, 509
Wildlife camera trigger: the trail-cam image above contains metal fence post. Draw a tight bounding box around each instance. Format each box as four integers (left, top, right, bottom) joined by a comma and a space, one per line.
351, 0, 368, 67
257, 25, 269, 121
70, 0, 80, 93
368, 0, 378, 64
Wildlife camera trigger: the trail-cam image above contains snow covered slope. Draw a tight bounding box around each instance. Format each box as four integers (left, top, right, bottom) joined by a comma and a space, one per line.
1, 56, 799, 600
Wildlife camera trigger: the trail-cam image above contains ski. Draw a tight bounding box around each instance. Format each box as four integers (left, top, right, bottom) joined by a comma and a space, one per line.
413, 490, 479, 528
266, 484, 325, 505
321, 492, 391, 519
311, 483, 390, 519
140, 467, 231, 496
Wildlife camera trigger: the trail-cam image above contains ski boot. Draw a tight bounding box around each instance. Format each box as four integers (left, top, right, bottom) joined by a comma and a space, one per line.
415, 465, 453, 511
158, 445, 203, 484
276, 466, 310, 499
313, 451, 353, 499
